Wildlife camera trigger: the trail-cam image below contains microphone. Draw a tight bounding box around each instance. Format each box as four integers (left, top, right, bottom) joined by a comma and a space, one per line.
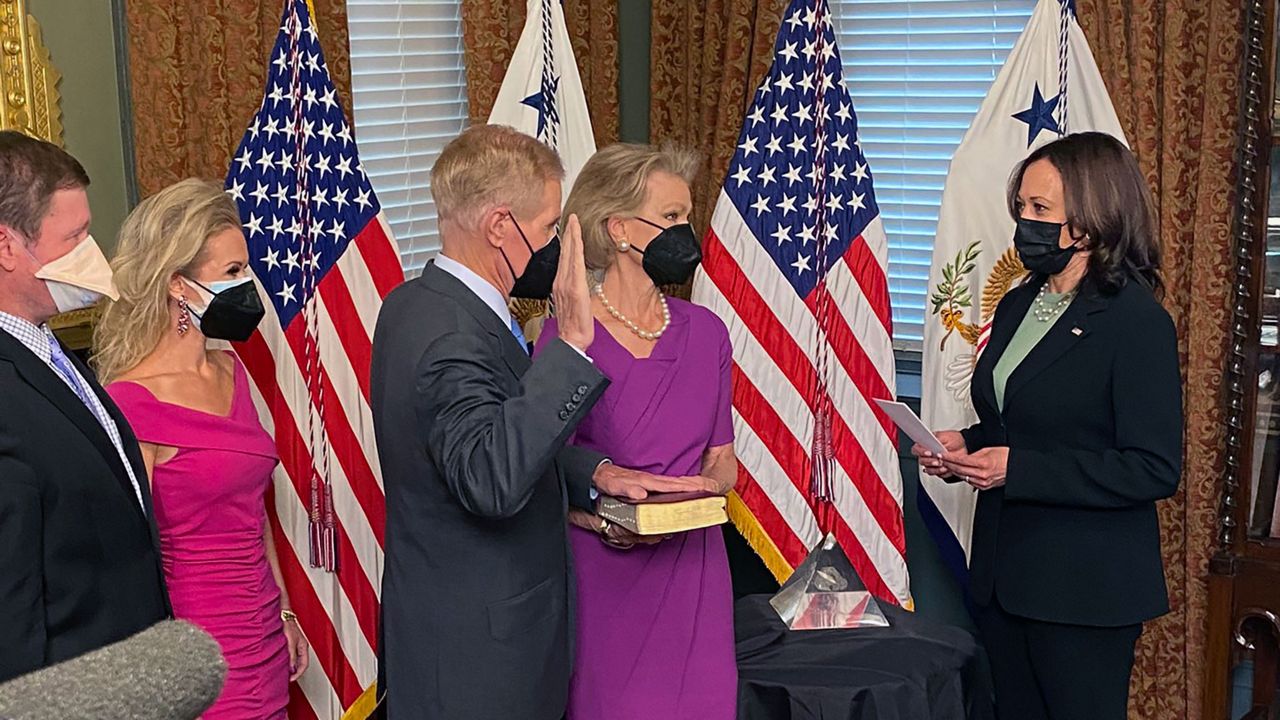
0, 620, 227, 720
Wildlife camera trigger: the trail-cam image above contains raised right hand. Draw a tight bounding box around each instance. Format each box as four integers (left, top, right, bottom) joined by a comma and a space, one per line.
552, 214, 593, 353
914, 430, 966, 478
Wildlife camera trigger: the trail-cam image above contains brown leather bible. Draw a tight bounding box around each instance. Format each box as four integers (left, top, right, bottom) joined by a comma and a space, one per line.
596, 491, 729, 535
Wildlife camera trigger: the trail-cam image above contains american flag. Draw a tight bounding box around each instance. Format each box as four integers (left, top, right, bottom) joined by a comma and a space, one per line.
689, 0, 910, 605
224, 1, 398, 716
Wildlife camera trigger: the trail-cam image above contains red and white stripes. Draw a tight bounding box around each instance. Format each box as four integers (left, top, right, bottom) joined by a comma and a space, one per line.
237, 213, 399, 718
693, 194, 909, 606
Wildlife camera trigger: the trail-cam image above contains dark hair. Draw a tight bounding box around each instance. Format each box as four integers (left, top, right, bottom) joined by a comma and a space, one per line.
0, 130, 90, 242
1006, 131, 1162, 297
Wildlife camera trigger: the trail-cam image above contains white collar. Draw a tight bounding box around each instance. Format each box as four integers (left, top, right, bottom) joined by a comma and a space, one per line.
433, 253, 513, 328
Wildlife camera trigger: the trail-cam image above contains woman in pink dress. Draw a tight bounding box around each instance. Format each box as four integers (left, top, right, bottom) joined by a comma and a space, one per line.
93, 179, 307, 718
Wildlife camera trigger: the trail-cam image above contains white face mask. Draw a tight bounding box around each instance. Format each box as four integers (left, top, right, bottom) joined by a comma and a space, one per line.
27, 235, 118, 314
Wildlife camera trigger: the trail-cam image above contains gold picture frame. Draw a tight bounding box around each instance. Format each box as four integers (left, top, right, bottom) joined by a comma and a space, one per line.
0, 0, 88, 349
0, 0, 63, 146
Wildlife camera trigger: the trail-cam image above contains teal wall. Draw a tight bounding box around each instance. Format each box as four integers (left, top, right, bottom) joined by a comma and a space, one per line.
27, 0, 133, 256
617, 0, 650, 143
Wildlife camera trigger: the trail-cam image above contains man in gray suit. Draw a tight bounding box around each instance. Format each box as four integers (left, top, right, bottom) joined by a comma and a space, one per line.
371, 125, 699, 719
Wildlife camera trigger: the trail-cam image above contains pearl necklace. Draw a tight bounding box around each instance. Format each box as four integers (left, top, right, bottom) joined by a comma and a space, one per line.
1032, 283, 1076, 322
594, 284, 670, 340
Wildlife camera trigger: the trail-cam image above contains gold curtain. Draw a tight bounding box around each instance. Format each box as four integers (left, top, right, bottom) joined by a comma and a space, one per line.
1075, 0, 1244, 717
649, 0, 789, 237
461, 0, 619, 148
125, 0, 354, 200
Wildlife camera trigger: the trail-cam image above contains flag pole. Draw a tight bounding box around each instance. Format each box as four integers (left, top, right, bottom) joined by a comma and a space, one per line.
288, 9, 379, 717
1056, 0, 1071, 134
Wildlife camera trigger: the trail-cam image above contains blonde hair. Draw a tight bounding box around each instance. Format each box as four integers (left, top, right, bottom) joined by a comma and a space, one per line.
431, 124, 564, 232
563, 143, 699, 275
93, 179, 241, 383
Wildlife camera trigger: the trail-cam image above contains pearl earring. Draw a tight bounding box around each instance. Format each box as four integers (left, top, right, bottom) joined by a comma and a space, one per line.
617, 241, 630, 253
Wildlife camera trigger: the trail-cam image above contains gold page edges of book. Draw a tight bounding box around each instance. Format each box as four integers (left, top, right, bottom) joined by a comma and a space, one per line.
596, 494, 729, 535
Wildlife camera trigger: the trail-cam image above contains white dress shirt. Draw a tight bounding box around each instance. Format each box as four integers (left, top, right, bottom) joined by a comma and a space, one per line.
433, 253, 590, 361
434, 253, 516, 330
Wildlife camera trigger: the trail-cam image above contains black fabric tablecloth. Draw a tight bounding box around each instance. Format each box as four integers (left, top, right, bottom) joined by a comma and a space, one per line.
735, 595, 994, 720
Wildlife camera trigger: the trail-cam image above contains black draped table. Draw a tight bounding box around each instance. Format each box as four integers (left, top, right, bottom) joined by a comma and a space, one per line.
735, 595, 994, 720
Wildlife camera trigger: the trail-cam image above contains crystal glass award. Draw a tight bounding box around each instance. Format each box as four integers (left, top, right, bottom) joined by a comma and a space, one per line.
769, 532, 890, 630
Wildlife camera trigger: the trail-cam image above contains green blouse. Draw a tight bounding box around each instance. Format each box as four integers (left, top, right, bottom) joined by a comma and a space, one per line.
992, 291, 1073, 411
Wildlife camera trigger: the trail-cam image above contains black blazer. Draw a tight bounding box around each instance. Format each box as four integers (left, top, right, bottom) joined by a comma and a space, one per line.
0, 330, 170, 682
371, 263, 608, 720
962, 276, 1182, 627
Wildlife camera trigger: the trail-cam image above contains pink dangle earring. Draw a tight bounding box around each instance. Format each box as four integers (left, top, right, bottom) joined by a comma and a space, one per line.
177, 296, 191, 336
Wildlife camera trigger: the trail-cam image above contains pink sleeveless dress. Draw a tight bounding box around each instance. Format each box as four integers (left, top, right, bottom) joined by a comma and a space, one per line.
107, 354, 289, 719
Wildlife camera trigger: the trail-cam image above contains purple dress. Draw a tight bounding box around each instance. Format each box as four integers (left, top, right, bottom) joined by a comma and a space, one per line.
535, 298, 738, 720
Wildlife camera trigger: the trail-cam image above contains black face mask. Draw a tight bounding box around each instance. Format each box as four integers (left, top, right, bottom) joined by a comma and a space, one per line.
1013, 217, 1080, 276
632, 218, 702, 286
188, 277, 266, 342
502, 214, 559, 300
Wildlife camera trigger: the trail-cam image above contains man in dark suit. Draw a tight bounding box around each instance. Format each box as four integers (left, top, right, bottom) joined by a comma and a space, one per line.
0, 131, 169, 682
371, 125, 698, 719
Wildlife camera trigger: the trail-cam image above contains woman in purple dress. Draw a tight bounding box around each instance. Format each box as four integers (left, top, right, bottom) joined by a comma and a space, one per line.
534, 144, 739, 719
93, 180, 307, 718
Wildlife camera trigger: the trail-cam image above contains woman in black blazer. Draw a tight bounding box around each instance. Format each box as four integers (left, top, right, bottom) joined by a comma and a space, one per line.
915, 132, 1183, 720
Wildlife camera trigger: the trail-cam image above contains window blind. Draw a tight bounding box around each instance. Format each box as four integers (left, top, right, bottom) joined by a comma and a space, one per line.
346, 0, 470, 277
831, 0, 1035, 351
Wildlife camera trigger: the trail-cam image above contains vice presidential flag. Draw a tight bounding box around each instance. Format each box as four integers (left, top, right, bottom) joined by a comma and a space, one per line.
487, 0, 596, 193
224, 0, 403, 715
918, 0, 1126, 585
691, 0, 910, 606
